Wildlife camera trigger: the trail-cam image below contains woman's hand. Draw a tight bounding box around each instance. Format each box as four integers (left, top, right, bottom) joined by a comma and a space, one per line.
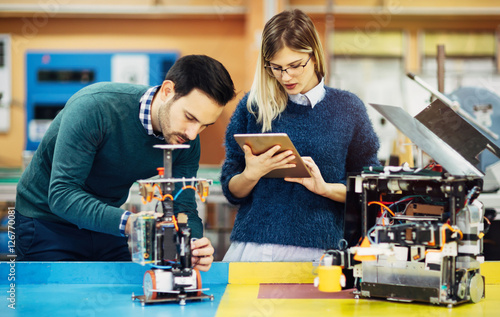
228, 144, 297, 198
241, 144, 296, 181
285, 157, 346, 203
285, 156, 327, 195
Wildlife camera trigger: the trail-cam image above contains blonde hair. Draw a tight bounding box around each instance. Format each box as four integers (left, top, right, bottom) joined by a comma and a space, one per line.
247, 9, 326, 132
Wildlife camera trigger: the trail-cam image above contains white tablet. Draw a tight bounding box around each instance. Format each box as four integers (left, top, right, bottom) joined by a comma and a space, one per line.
233, 133, 312, 178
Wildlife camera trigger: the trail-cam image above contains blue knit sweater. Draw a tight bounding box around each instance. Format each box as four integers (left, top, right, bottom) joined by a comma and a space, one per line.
221, 87, 380, 249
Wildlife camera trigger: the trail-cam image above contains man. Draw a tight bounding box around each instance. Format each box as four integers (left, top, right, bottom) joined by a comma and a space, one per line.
15, 55, 235, 270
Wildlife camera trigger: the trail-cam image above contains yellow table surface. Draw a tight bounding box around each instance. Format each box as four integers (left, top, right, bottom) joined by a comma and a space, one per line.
215, 262, 500, 317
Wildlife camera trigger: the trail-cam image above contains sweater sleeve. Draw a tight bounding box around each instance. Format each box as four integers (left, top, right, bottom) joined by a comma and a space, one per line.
345, 94, 381, 173
171, 136, 204, 238
220, 95, 253, 205
48, 94, 125, 236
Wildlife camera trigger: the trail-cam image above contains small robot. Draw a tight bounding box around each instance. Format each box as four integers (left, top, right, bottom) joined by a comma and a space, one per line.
130, 144, 213, 305
315, 100, 499, 307
317, 168, 486, 306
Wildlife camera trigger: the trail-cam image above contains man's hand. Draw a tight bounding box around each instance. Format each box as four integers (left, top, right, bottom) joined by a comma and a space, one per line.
191, 237, 214, 272
126, 213, 214, 271
124, 211, 160, 236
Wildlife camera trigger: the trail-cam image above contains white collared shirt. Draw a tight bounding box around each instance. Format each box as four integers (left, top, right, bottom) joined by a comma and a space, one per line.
288, 78, 325, 108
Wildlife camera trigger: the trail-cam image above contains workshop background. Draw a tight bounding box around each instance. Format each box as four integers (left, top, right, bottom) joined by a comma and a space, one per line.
0, 0, 500, 261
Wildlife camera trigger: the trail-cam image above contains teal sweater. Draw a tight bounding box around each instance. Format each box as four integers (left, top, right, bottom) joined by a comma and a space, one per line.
16, 82, 203, 238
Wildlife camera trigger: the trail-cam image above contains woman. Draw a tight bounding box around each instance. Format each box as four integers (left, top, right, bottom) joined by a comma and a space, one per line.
221, 9, 380, 261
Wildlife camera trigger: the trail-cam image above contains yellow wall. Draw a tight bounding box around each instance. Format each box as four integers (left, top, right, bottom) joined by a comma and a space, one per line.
1, 0, 499, 167
0, 16, 246, 166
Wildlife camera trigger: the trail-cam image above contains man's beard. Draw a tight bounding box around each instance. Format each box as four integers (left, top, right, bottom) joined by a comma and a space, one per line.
157, 99, 189, 144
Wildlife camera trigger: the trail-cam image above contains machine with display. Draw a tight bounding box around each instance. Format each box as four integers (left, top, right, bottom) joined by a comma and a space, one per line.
316, 99, 500, 307
129, 144, 213, 306
25, 51, 178, 151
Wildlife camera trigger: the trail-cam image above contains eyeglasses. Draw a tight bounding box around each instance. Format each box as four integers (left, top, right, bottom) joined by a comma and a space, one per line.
265, 56, 312, 78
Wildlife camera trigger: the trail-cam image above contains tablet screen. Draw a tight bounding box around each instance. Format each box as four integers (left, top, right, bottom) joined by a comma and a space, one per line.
233, 133, 312, 178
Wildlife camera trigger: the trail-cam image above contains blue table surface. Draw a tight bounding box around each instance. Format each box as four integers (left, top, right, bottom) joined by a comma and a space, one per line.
0, 261, 229, 317
2, 284, 228, 317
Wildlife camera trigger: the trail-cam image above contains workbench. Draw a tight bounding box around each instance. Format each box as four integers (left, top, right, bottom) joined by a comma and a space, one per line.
1, 261, 499, 316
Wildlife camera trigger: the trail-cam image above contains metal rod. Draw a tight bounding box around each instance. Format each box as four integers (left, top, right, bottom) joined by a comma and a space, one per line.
361, 185, 368, 238
163, 149, 173, 179
437, 45, 446, 93
416, 147, 424, 168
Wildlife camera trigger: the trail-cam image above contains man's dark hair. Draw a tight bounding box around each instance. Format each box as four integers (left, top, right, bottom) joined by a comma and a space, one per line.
165, 54, 235, 106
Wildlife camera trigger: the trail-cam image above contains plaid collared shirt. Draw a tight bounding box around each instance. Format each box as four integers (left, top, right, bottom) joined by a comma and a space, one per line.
119, 85, 162, 237
139, 85, 163, 139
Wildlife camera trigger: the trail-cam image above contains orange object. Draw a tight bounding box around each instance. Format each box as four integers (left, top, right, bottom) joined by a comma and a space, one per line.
432, 163, 443, 172
353, 237, 377, 262
162, 194, 174, 202
143, 270, 158, 300
172, 215, 179, 231
368, 201, 395, 217
157, 167, 164, 176
195, 268, 202, 297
